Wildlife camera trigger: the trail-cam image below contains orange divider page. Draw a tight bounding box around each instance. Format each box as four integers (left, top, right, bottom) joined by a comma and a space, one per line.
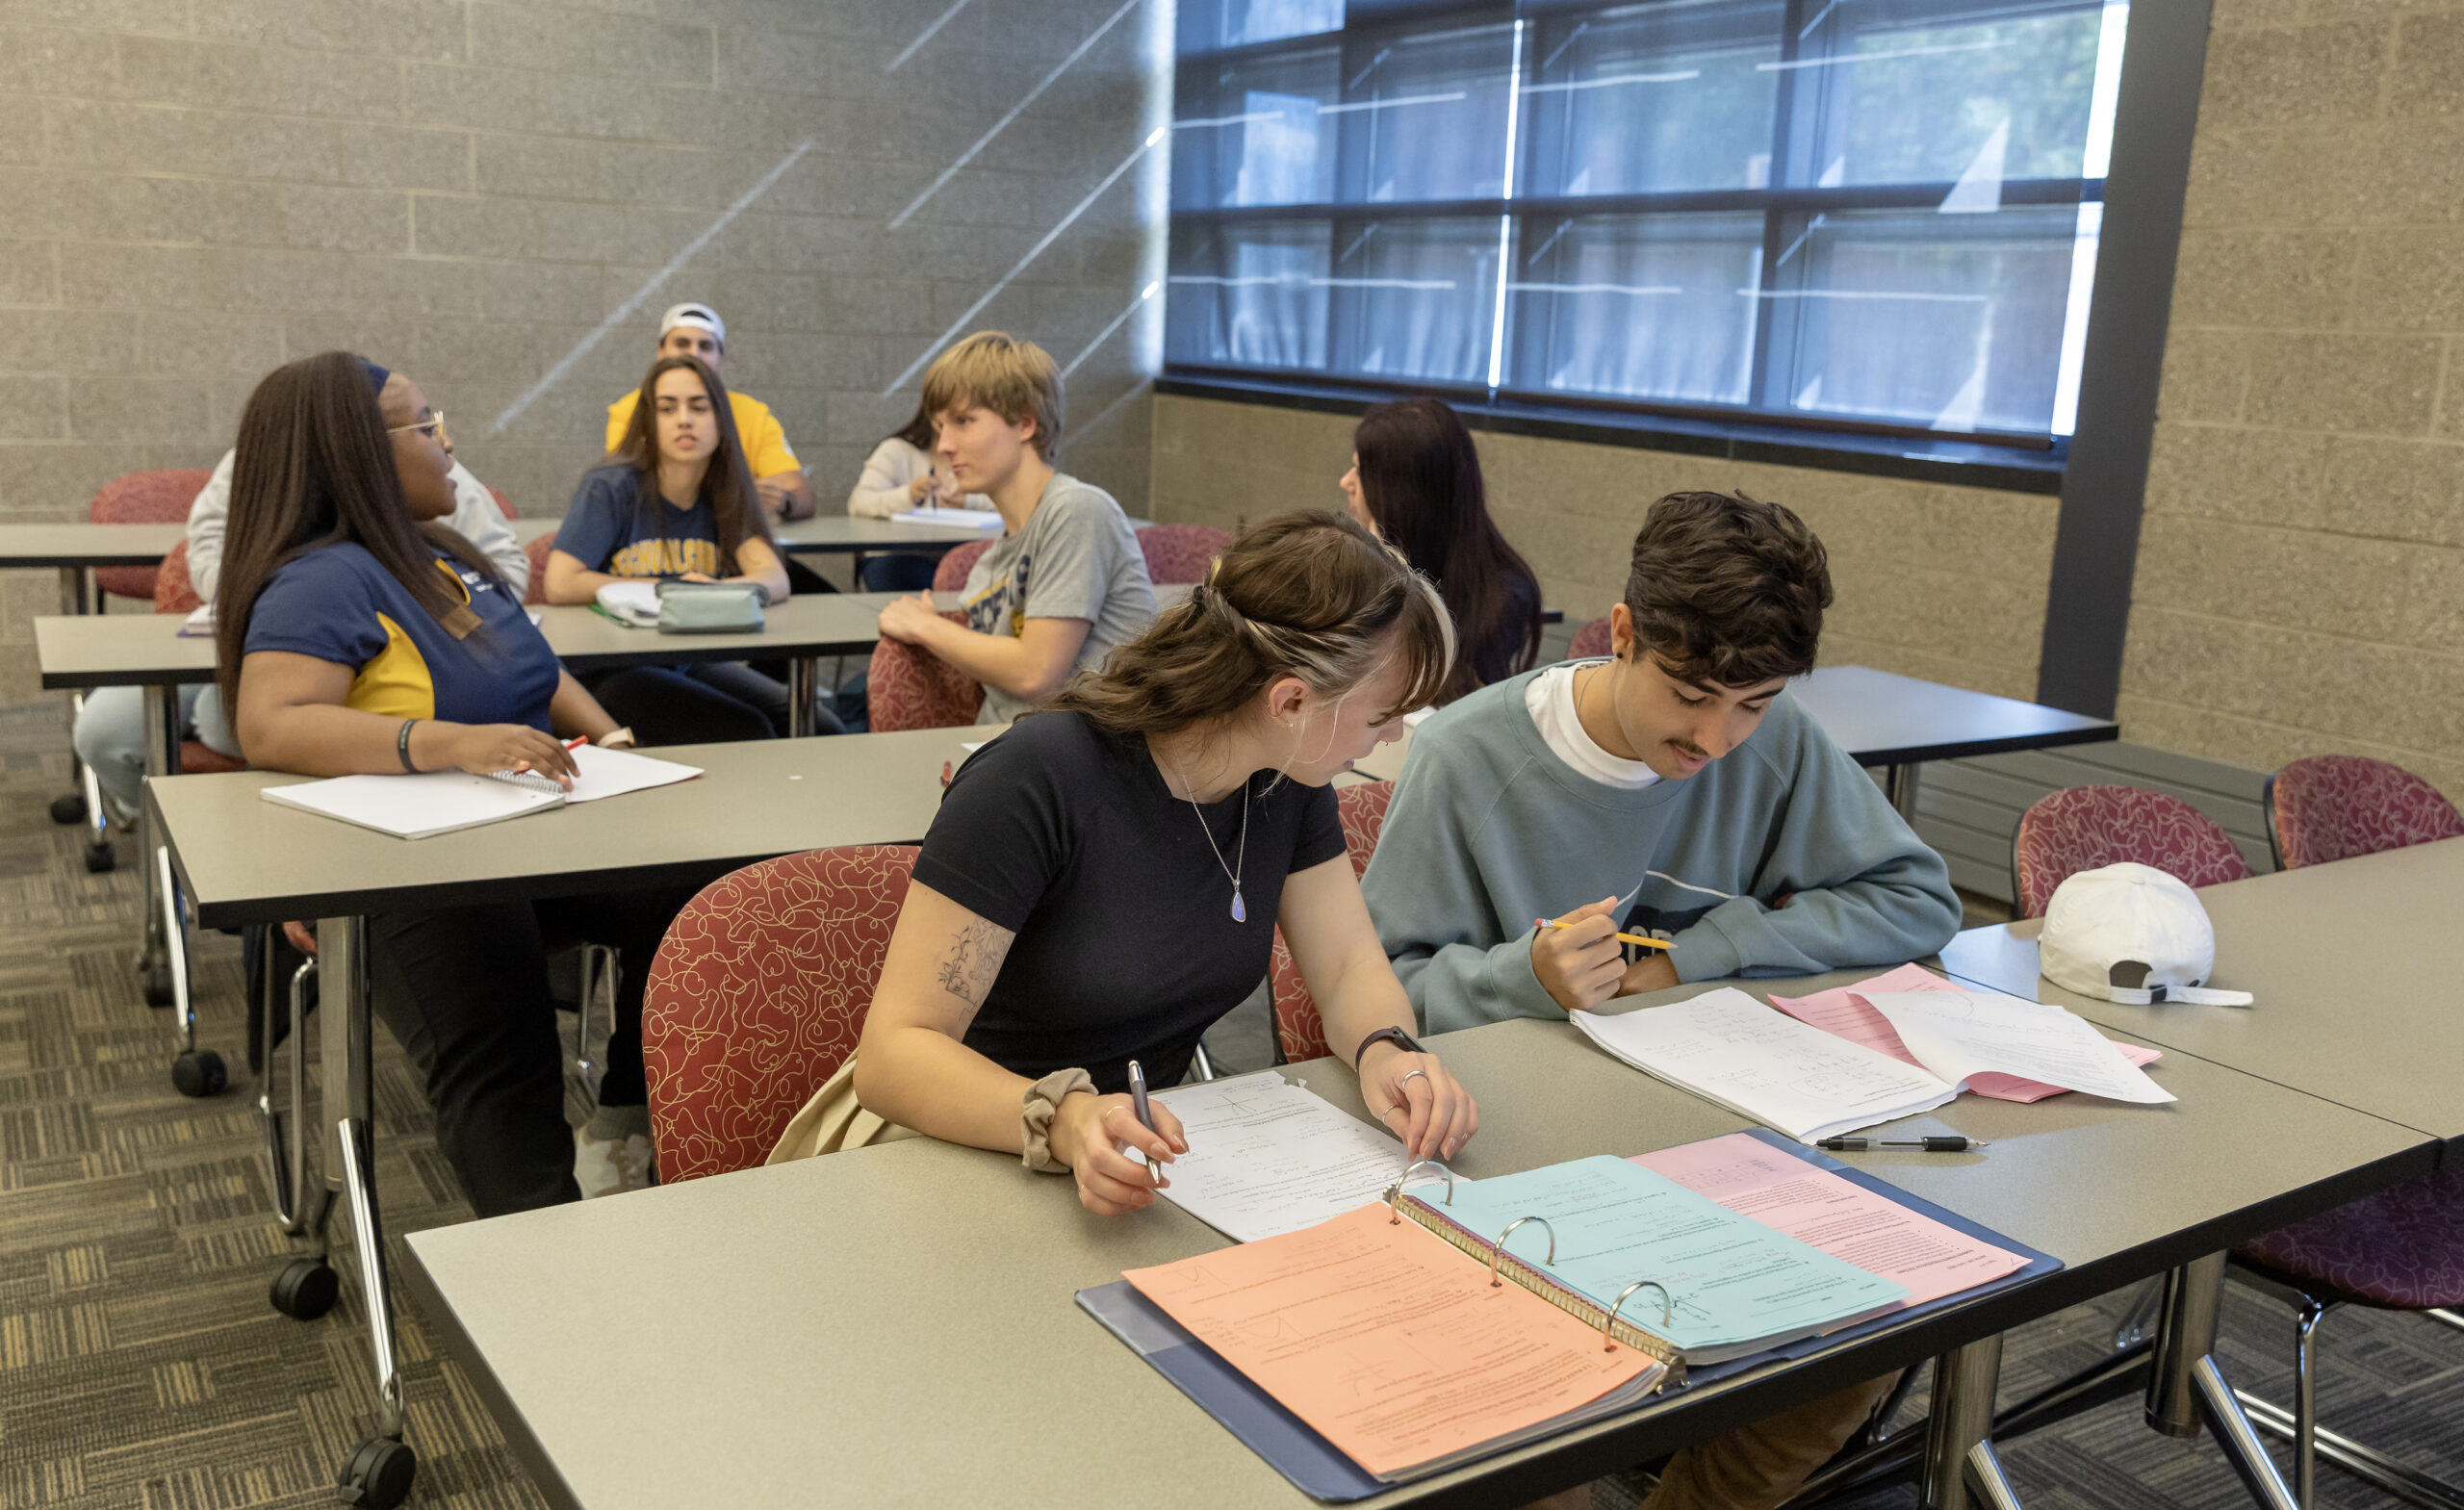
1123, 1203, 1656, 1479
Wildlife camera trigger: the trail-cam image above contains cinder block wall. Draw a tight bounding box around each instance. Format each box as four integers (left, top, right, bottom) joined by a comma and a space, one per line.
2122, 0, 2464, 801
0, 0, 1165, 699
1150, 397, 2064, 702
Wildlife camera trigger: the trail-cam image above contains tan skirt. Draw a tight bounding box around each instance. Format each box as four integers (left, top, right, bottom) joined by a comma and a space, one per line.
763, 1057, 920, 1164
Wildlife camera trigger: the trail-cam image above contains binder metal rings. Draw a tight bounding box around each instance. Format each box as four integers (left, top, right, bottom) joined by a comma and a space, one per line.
1385, 1160, 1454, 1223
1489, 1216, 1556, 1287
1603, 1279, 1673, 1353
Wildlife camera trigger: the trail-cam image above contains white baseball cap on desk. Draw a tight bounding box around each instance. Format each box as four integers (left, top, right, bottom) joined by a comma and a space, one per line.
2038, 862, 2255, 1007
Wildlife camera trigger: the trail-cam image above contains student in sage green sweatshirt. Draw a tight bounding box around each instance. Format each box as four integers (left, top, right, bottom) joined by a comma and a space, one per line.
1362, 489, 1961, 1510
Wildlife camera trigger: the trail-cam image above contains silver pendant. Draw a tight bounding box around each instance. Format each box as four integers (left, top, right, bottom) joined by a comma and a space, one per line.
1232, 889, 1246, 923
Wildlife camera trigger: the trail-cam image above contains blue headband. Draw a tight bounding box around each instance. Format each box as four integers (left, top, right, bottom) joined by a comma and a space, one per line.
362, 360, 390, 398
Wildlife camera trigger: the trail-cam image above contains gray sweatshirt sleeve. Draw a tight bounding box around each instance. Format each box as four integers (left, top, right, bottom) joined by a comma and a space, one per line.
444, 462, 529, 594
1666, 719, 1964, 982
184, 451, 238, 602
1364, 743, 1570, 1035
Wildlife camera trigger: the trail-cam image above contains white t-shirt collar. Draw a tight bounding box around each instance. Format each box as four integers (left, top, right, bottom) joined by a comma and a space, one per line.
1526, 660, 1661, 791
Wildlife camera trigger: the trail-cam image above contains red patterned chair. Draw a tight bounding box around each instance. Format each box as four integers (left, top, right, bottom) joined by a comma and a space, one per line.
931, 537, 994, 595
1268, 781, 1396, 1062
641, 844, 919, 1183
150, 541, 246, 777
487, 485, 515, 520
1138, 523, 1234, 586
2264, 755, 2463, 870
92, 468, 215, 604
2008, 785, 2255, 920
867, 609, 984, 731
523, 533, 555, 606
1568, 615, 1612, 660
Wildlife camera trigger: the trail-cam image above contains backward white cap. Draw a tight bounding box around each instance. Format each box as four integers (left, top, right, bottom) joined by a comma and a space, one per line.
659, 301, 725, 346
2038, 862, 2253, 1007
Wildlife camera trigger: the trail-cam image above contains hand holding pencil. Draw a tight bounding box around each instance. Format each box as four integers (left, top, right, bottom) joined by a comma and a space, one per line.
1529, 897, 1657, 1014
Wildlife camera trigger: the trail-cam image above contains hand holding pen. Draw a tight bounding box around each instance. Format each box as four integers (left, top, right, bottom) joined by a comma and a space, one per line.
1053, 1059, 1187, 1217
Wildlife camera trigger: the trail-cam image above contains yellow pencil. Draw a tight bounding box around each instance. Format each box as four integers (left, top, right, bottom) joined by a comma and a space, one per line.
1538, 918, 1674, 952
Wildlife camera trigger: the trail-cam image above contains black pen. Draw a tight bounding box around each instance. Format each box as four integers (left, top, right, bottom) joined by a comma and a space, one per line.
1816, 1136, 1988, 1152
1127, 1060, 1164, 1188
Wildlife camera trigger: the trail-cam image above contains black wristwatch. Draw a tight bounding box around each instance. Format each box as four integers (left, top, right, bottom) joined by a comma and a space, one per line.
1353, 1025, 1424, 1071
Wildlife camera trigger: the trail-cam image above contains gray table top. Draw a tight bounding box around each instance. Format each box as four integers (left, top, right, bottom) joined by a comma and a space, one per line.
1938, 836, 2464, 1158
36, 592, 902, 689
774, 513, 1006, 554
1352, 664, 2114, 782
401, 972, 2432, 1510
150, 726, 980, 928
145, 719, 1416, 927
0, 521, 191, 568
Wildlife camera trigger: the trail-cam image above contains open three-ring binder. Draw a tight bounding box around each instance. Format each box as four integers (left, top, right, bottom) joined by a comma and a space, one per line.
1079, 1130, 2059, 1501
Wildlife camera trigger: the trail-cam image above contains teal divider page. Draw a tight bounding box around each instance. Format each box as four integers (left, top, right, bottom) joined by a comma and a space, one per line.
1435, 1154, 1910, 1356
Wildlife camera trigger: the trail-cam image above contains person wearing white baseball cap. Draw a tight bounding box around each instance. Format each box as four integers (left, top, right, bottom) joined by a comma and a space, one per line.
2038, 862, 2255, 1006
604, 302, 813, 522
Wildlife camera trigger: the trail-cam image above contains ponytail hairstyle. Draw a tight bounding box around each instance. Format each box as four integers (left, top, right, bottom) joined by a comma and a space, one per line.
605, 353, 775, 574
1053, 510, 1455, 740
214, 350, 501, 710
1350, 396, 1540, 704
887, 396, 937, 453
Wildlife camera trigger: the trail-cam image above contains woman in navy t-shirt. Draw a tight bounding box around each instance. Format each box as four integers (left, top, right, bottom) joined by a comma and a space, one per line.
218, 351, 682, 1213
544, 354, 830, 741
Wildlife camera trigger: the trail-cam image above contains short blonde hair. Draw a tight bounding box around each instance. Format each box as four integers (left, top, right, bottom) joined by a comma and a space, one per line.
920, 331, 1065, 459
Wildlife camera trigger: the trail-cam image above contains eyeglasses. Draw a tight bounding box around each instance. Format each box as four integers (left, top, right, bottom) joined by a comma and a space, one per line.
388, 411, 449, 445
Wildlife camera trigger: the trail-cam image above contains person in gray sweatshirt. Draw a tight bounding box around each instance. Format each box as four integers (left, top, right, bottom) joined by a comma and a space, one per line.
1363, 489, 1962, 1510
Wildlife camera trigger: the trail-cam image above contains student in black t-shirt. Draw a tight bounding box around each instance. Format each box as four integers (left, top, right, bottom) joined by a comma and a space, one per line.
546, 354, 831, 741
850, 511, 1482, 1216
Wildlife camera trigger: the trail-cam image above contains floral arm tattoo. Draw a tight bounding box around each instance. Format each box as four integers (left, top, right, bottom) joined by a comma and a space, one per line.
934, 916, 1012, 1008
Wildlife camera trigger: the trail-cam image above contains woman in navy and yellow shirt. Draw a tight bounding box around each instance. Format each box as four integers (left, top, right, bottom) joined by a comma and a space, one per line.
218, 351, 680, 1213
543, 353, 827, 741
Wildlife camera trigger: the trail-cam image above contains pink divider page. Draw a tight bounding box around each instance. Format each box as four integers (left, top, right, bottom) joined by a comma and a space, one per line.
1765, 963, 2158, 1103
1632, 1132, 2026, 1308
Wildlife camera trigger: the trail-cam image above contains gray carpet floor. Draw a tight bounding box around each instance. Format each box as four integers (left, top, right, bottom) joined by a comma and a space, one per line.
1, 692, 2455, 1509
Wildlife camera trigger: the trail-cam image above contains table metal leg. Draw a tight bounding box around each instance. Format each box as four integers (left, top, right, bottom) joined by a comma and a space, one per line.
318, 917, 419, 1503
137, 686, 177, 1005
788, 654, 819, 737
52, 568, 104, 832
154, 844, 224, 1096
259, 939, 317, 1236
1886, 761, 1924, 823
2146, 1254, 2298, 1510
1922, 1333, 2025, 1510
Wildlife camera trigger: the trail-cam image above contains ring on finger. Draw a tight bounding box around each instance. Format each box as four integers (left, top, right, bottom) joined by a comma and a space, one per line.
1399, 1068, 1429, 1089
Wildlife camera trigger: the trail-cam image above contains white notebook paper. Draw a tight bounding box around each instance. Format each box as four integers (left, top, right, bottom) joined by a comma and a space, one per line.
1862, 989, 2175, 1105
1134, 1072, 1461, 1243
1572, 986, 1961, 1142
260, 745, 703, 839
889, 506, 1003, 530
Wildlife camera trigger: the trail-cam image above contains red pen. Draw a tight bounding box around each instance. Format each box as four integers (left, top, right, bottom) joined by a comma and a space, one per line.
563, 736, 589, 750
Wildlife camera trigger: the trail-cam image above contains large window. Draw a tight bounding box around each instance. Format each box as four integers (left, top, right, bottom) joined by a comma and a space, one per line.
1166, 0, 2127, 444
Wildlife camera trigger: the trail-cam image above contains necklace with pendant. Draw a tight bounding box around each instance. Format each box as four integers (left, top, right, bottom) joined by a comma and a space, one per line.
1161, 746, 1252, 923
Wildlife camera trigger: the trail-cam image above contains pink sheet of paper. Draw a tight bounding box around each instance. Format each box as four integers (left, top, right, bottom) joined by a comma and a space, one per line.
1632, 1132, 2027, 1308
1765, 963, 2159, 1103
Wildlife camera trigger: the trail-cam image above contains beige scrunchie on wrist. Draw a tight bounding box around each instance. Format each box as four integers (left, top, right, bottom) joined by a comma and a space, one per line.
1019, 1067, 1097, 1173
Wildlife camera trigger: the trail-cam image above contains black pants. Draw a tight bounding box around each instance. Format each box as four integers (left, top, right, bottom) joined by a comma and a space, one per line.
368, 886, 692, 1218
584, 662, 799, 745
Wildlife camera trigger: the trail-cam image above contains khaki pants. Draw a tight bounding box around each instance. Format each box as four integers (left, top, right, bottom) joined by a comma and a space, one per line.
764, 1057, 918, 1164
1520, 1370, 1899, 1510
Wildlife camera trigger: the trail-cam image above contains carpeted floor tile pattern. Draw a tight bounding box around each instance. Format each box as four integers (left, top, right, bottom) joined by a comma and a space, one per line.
1, 694, 2455, 1508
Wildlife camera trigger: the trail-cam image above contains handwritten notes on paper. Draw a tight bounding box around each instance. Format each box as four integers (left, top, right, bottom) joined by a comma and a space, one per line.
1572, 987, 1961, 1142
1144, 1074, 1455, 1243
1766, 964, 2160, 1104
1122, 1204, 1659, 1479
1632, 1133, 2027, 1308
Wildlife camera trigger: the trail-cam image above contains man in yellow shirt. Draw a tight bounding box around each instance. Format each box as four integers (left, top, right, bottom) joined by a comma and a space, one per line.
606, 302, 814, 521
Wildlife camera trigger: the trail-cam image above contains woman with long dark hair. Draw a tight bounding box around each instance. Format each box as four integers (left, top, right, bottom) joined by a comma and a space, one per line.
545, 353, 817, 741
219, 350, 684, 1209
771, 511, 1481, 1213
1339, 397, 1541, 704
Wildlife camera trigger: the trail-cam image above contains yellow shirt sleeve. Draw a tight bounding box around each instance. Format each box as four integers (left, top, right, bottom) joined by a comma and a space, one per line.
732, 394, 799, 478
604, 392, 634, 452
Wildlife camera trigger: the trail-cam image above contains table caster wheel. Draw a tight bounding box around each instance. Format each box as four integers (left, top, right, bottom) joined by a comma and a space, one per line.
143, 965, 173, 1008
51, 793, 87, 825
171, 1049, 225, 1098
269, 1256, 339, 1320
84, 838, 116, 873
338, 1436, 416, 1508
